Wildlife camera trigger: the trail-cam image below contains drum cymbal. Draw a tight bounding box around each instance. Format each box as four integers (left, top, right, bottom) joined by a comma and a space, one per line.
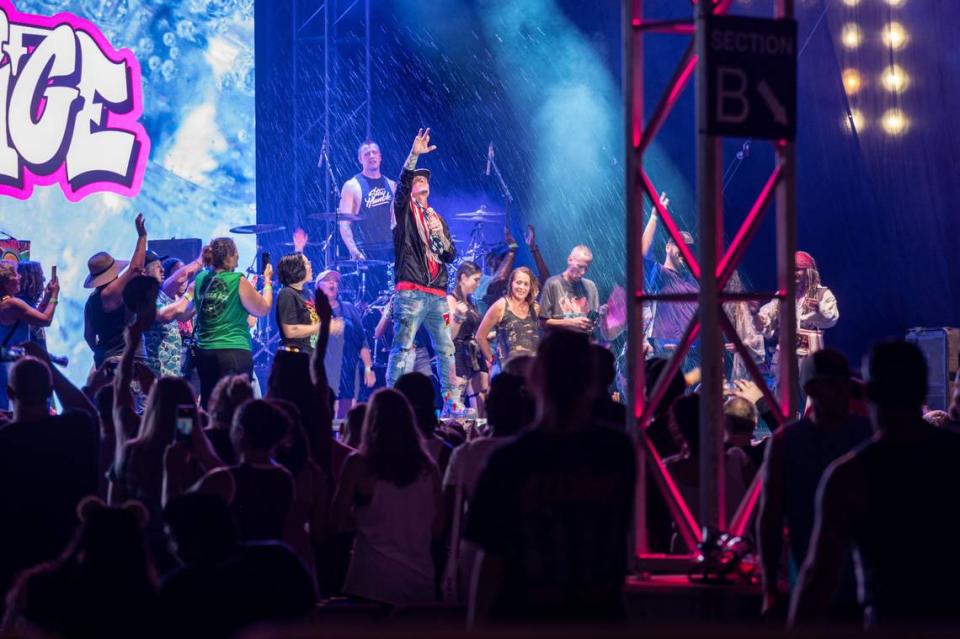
308, 211, 368, 222
229, 224, 287, 235
453, 214, 501, 223
455, 208, 504, 219
281, 241, 324, 247
337, 258, 391, 268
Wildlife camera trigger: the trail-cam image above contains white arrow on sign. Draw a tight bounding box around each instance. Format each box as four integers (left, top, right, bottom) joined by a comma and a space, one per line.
757, 80, 788, 125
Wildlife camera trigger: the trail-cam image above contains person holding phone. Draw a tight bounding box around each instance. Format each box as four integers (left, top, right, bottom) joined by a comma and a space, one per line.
190, 238, 273, 407
15, 261, 53, 350
0, 260, 60, 410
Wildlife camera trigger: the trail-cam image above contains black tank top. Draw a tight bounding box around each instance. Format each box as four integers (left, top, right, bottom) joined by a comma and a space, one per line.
454, 298, 481, 344
352, 173, 394, 260
84, 288, 132, 366
781, 416, 872, 566
229, 463, 294, 542
497, 302, 540, 361
856, 425, 960, 627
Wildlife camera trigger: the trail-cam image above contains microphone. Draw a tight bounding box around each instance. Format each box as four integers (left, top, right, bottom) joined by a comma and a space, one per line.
485, 143, 493, 176
318, 135, 328, 168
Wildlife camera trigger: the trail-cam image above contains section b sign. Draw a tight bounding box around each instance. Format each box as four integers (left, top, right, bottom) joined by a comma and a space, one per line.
705, 16, 797, 141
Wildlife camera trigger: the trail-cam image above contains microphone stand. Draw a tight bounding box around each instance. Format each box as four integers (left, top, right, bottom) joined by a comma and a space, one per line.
318, 140, 340, 268
486, 147, 514, 229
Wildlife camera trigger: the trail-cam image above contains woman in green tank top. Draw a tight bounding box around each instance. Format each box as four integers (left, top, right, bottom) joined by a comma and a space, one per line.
191, 238, 274, 406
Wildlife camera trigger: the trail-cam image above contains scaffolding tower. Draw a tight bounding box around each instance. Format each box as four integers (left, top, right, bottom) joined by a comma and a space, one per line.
625, 0, 799, 568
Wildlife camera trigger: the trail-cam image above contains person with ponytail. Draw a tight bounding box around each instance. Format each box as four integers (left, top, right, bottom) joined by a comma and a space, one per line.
190, 238, 273, 406
447, 261, 486, 414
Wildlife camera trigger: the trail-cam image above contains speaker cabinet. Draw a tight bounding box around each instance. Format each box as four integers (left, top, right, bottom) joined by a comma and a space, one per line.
906, 327, 960, 411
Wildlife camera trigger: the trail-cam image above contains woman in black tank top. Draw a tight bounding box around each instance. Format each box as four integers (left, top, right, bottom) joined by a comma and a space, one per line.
191, 400, 294, 543
447, 262, 487, 414
476, 267, 541, 370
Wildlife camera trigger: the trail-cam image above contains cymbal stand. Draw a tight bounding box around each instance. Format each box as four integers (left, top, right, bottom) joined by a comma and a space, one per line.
487, 145, 514, 227
318, 136, 341, 268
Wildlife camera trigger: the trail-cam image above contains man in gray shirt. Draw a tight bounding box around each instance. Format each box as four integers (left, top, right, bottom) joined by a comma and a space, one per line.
540, 245, 608, 338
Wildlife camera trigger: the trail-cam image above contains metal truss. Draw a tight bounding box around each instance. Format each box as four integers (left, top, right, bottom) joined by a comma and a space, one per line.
293, 0, 372, 263
625, 0, 799, 564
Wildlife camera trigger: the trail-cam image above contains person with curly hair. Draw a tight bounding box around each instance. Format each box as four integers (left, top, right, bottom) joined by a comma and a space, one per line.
15, 261, 50, 350
0, 260, 59, 409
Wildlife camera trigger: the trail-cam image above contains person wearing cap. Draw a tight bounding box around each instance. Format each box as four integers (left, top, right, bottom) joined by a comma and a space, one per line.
758, 251, 839, 357
386, 128, 460, 411
790, 342, 960, 630
757, 348, 871, 621
83, 213, 148, 369
315, 268, 375, 418
640, 192, 700, 368
142, 250, 193, 377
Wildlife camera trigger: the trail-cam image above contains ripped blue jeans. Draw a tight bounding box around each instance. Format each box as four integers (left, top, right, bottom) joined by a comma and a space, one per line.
386, 289, 460, 406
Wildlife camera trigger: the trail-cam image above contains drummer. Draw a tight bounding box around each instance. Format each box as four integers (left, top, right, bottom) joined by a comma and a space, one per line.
338, 140, 397, 263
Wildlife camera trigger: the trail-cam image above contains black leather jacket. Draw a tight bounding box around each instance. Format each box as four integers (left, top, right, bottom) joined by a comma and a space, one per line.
392, 167, 456, 291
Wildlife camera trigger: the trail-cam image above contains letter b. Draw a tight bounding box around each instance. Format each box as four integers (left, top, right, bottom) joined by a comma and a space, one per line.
716, 67, 749, 124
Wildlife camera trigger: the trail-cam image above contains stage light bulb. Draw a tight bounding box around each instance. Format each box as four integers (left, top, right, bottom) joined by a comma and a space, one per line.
881, 109, 908, 135
842, 68, 862, 95
885, 0, 905, 7
849, 109, 865, 132
881, 65, 908, 92
841, 24, 862, 49
882, 22, 907, 49
842, 0, 860, 5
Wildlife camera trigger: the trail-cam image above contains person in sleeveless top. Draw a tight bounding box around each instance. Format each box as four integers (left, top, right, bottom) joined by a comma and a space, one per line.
447, 261, 487, 414
332, 388, 442, 605
192, 400, 295, 544
758, 349, 872, 621
112, 371, 221, 573
0, 261, 59, 410
14, 261, 50, 351
790, 341, 960, 630
338, 140, 398, 262
189, 238, 273, 407
476, 266, 540, 371
83, 214, 149, 369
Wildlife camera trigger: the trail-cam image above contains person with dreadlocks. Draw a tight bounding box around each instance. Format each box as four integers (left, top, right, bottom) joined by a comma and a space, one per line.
757, 251, 839, 392
385, 128, 461, 412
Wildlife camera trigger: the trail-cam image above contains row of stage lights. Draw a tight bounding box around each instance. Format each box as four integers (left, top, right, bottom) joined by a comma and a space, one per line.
842, 0, 906, 7
839, 2, 909, 136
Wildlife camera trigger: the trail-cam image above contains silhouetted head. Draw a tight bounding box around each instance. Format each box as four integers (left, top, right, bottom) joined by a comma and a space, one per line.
865, 340, 928, 425
395, 372, 438, 436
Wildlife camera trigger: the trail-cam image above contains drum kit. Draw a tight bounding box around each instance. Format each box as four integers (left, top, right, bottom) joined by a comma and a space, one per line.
228, 206, 507, 367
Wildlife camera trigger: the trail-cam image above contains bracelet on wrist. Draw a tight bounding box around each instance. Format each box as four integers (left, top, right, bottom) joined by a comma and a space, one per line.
364, 366, 374, 373
507, 243, 519, 252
